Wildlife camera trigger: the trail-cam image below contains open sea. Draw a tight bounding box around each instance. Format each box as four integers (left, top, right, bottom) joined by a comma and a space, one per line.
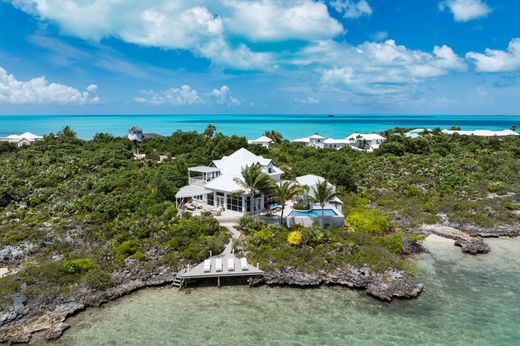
54, 238, 520, 346
1, 114, 520, 139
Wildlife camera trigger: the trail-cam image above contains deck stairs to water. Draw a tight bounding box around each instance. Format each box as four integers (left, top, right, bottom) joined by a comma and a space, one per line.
171, 270, 186, 289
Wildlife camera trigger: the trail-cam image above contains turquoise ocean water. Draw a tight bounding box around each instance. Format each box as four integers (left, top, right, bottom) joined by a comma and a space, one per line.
56, 238, 520, 346
1, 114, 520, 139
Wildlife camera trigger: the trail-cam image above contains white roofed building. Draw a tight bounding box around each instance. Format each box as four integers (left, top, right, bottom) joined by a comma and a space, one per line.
176, 148, 283, 214
295, 174, 343, 209
346, 133, 386, 152
0, 132, 43, 147
292, 134, 349, 149
248, 135, 273, 149
442, 129, 519, 137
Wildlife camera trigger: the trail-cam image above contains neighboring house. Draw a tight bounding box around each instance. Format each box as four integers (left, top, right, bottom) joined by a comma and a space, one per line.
0, 132, 43, 147
248, 135, 273, 149
292, 134, 349, 149
295, 174, 343, 210
323, 138, 350, 149
175, 148, 283, 214
345, 133, 386, 152
405, 129, 431, 138
442, 129, 520, 137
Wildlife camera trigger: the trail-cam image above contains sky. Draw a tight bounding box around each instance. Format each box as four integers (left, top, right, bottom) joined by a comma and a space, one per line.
0, 0, 519, 115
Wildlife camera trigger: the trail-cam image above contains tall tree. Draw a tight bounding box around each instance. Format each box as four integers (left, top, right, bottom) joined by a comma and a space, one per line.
204, 124, 216, 138
274, 182, 303, 224
264, 130, 283, 144
308, 180, 338, 227
234, 164, 276, 216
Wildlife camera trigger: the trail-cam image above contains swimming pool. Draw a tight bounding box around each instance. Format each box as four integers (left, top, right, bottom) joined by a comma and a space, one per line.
288, 209, 338, 217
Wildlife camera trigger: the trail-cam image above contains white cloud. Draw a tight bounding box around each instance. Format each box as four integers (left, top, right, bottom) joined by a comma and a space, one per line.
439, 0, 491, 22
330, 0, 372, 19
294, 96, 320, 104
135, 85, 202, 105
371, 31, 388, 41
224, 0, 342, 41
466, 38, 520, 72
318, 40, 466, 94
211, 85, 240, 105
0, 67, 99, 105
10, 0, 344, 70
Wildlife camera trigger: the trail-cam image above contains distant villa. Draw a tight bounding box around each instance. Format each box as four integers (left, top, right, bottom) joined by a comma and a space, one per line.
441, 129, 519, 137
0, 132, 43, 147
292, 133, 385, 152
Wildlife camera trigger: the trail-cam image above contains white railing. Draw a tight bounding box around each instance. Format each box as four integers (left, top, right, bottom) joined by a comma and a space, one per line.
189, 177, 205, 186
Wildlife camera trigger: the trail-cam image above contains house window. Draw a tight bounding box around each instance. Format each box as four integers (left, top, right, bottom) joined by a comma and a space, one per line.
207, 193, 214, 206
227, 194, 243, 212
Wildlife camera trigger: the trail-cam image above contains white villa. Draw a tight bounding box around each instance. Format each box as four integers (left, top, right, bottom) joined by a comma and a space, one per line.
441, 129, 519, 137
248, 135, 273, 149
0, 132, 43, 147
346, 133, 386, 152
292, 133, 385, 152
175, 148, 283, 214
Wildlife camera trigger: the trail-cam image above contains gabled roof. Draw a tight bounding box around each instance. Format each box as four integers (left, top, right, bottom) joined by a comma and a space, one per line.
250, 135, 273, 143
323, 138, 349, 144
204, 175, 243, 193
309, 134, 324, 139
295, 174, 326, 187
211, 148, 274, 175
292, 137, 310, 143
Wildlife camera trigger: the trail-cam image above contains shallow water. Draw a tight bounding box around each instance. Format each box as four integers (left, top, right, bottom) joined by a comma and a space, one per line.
2, 114, 520, 139
56, 238, 520, 346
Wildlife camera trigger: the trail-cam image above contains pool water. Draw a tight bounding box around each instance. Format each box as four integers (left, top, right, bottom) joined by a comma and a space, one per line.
289, 209, 338, 217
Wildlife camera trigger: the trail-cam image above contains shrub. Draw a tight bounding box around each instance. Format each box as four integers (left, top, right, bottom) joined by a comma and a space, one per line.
238, 214, 266, 234
83, 269, 115, 290
287, 231, 303, 246
63, 258, 98, 274
346, 208, 393, 234
132, 251, 146, 261
115, 240, 140, 260
163, 205, 178, 220
292, 203, 310, 211
375, 231, 404, 254
251, 229, 273, 246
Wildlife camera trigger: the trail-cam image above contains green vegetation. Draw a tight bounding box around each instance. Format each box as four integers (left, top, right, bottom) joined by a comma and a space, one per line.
1, 126, 519, 305
236, 217, 411, 273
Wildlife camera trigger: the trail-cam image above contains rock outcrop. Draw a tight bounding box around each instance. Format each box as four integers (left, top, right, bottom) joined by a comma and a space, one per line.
454, 237, 491, 255
258, 265, 423, 301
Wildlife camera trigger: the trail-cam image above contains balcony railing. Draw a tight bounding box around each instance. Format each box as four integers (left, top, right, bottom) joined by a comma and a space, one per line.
189, 177, 205, 186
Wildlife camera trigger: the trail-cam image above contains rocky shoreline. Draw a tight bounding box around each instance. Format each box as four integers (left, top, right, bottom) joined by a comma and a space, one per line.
0, 262, 424, 343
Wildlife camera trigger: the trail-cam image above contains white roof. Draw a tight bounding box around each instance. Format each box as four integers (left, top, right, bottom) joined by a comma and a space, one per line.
175, 185, 212, 199
309, 134, 325, 139
204, 175, 243, 193
346, 133, 385, 141
295, 174, 326, 187
292, 137, 310, 143
203, 148, 282, 193
323, 138, 349, 144
212, 148, 273, 175
4, 132, 42, 140
19, 132, 42, 139
250, 136, 273, 143
189, 166, 221, 173
442, 129, 519, 137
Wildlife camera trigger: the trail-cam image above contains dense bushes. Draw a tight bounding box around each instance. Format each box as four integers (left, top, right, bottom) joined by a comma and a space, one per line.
346, 208, 394, 234
63, 258, 98, 274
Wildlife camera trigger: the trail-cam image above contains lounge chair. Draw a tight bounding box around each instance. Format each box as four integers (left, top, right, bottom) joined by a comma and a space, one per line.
203, 259, 211, 272
216, 258, 223, 272
240, 257, 248, 271
227, 258, 235, 271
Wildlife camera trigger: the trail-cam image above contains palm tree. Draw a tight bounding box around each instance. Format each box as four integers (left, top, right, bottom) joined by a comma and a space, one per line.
264, 130, 283, 144
204, 124, 216, 138
234, 164, 276, 217
274, 182, 303, 225
308, 180, 338, 227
